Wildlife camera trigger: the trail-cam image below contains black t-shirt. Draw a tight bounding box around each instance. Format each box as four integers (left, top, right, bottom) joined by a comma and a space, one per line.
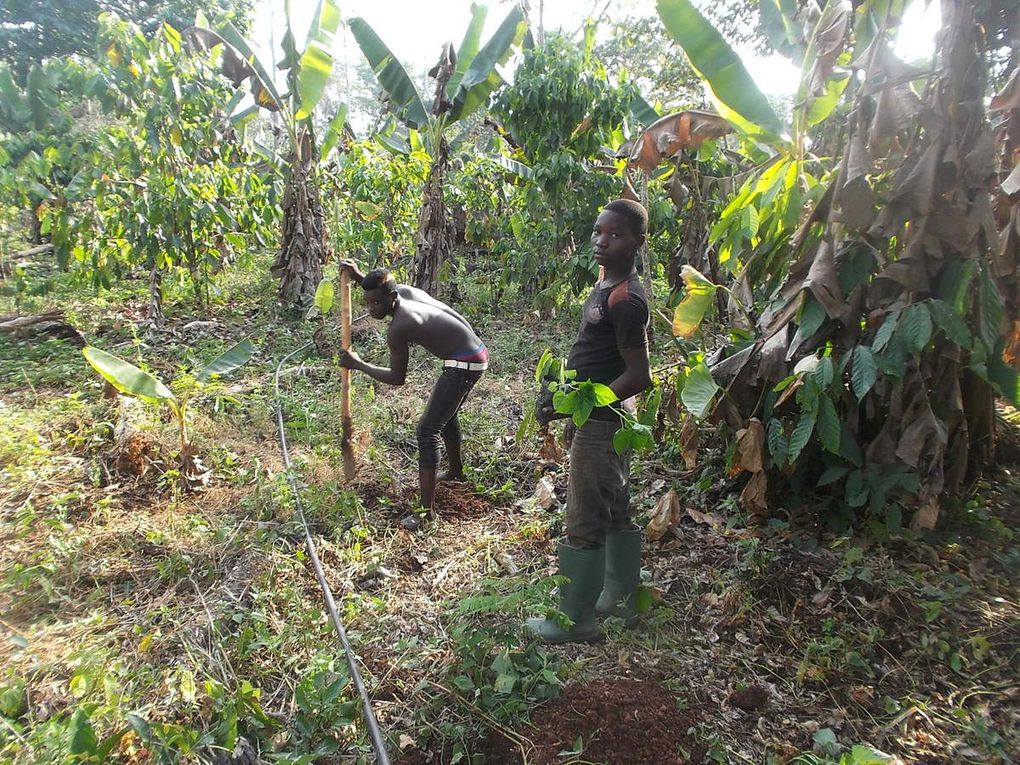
567, 274, 649, 419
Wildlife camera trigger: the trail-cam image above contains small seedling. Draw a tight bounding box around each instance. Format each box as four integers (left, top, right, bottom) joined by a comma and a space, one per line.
83, 339, 253, 486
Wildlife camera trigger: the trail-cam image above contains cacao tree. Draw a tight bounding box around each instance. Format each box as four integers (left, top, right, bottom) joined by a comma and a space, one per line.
45, 14, 275, 323
492, 27, 646, 304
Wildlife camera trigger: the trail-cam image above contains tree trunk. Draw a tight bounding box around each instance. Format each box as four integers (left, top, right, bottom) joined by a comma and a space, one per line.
638, 173, 653, 302
147, 262, 165, 328
272, 125, 330, 310
411, 138, 453, 295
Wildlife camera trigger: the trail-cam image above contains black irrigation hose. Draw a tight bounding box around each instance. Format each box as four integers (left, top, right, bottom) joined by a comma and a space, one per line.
273, 343, 391, 765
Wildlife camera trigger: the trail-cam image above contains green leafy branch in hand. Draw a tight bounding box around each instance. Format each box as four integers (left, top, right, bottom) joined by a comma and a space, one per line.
534, 348, 662, 456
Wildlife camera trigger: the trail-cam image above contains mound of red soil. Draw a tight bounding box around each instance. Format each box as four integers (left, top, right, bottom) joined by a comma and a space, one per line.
475, 678, 700, 765
432, 482, 493, 520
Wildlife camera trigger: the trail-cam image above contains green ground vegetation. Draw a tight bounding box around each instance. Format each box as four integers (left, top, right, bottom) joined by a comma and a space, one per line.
1, 257, 1017, 764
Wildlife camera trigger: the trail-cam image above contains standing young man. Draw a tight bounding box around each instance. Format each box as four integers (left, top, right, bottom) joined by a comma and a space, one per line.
338, 261, 488, 530
529, 199, 652, 644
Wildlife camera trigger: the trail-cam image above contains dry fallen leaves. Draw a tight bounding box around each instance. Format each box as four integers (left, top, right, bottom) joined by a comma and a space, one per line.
645, 489, 681, 542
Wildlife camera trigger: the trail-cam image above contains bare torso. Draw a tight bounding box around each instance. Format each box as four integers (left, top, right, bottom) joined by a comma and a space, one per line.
389, 285, 483, 359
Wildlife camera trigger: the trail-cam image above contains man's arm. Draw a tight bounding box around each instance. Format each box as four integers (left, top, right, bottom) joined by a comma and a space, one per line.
608, 345, 652, 403
339, 259, 366, 287
340, 329, 410, 386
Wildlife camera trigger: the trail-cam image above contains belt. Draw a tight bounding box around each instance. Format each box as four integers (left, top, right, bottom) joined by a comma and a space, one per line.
444, 359, 488, 371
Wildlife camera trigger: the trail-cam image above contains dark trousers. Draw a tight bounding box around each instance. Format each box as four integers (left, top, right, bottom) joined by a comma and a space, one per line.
566, 418, 632, 548
416, 367, 483, 468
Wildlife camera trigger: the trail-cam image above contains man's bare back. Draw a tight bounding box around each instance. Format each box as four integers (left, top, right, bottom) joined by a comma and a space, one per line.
390, 285, 482, 360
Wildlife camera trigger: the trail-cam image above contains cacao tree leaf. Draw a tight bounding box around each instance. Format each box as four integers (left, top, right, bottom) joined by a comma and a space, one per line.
872, 309, 899, 352
83, 346, 174, 404
845, 469, 868, 507
876, 334, 908, 378
817, 395, 840, 453
572, 396, 595, 427
613, 426, 634, 455
640, 383, 662, 428
812, 356, 835, 389
680, 362, 719, 419
534, 349, 556, 383
355, 200, 382, 220
766, 417, 788, 465
817, 465, 849, 486
898, 302, 933, 354
794, 355, 821, 376
68, 709, 98, 756
927, 299, 971, 348
592, 383, 618, 407
787, 407, 816, 464
839, 426, 863, 466
851, 345, 877, 400
196, 339, 254, 381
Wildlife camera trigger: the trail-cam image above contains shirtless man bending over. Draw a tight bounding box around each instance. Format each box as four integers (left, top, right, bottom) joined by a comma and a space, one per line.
338, 260, 488, 530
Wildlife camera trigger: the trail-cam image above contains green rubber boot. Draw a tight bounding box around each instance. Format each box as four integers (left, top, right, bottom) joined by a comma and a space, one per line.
525, 543, 605, 644
595, 527, 642, 623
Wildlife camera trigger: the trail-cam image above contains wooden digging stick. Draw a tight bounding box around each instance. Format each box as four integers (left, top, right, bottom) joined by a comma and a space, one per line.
340, 270, 357, 480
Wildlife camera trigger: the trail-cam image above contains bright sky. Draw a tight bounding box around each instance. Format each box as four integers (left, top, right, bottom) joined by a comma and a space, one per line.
251, 0, 941, 104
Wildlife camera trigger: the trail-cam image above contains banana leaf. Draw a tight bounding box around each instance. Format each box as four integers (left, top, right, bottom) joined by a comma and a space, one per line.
448, 3, 527, 122
0, 63, 27, 128
657, 0, 784, 139
448, 3, 488, 99
350, 17, 429, 129
211, 22, 286, 114
196, 339, 254, 381
319, 103, 349, 161
295, 0, 343, 120
83, 347, 174, 404
26, 64, 50, 131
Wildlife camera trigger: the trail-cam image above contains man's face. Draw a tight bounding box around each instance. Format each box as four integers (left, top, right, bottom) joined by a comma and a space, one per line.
590, 209, 642, 272
364, 287, 395, 319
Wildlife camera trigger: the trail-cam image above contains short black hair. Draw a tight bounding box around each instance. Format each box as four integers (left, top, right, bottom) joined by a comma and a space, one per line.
362, 268, 397, 293
603, 199, 648, 238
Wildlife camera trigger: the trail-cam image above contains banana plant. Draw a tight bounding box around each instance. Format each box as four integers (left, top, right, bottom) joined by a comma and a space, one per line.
191, 0, 349, 310
83, 340, 254, 484
658, 0, 1013, 528
349, 2, 528, 293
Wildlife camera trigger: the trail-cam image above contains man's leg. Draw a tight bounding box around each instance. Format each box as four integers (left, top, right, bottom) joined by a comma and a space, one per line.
526, 419, 619, 643
438, 414, 465, 481
418, 465, 438, 510
410, 370, 477, 522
